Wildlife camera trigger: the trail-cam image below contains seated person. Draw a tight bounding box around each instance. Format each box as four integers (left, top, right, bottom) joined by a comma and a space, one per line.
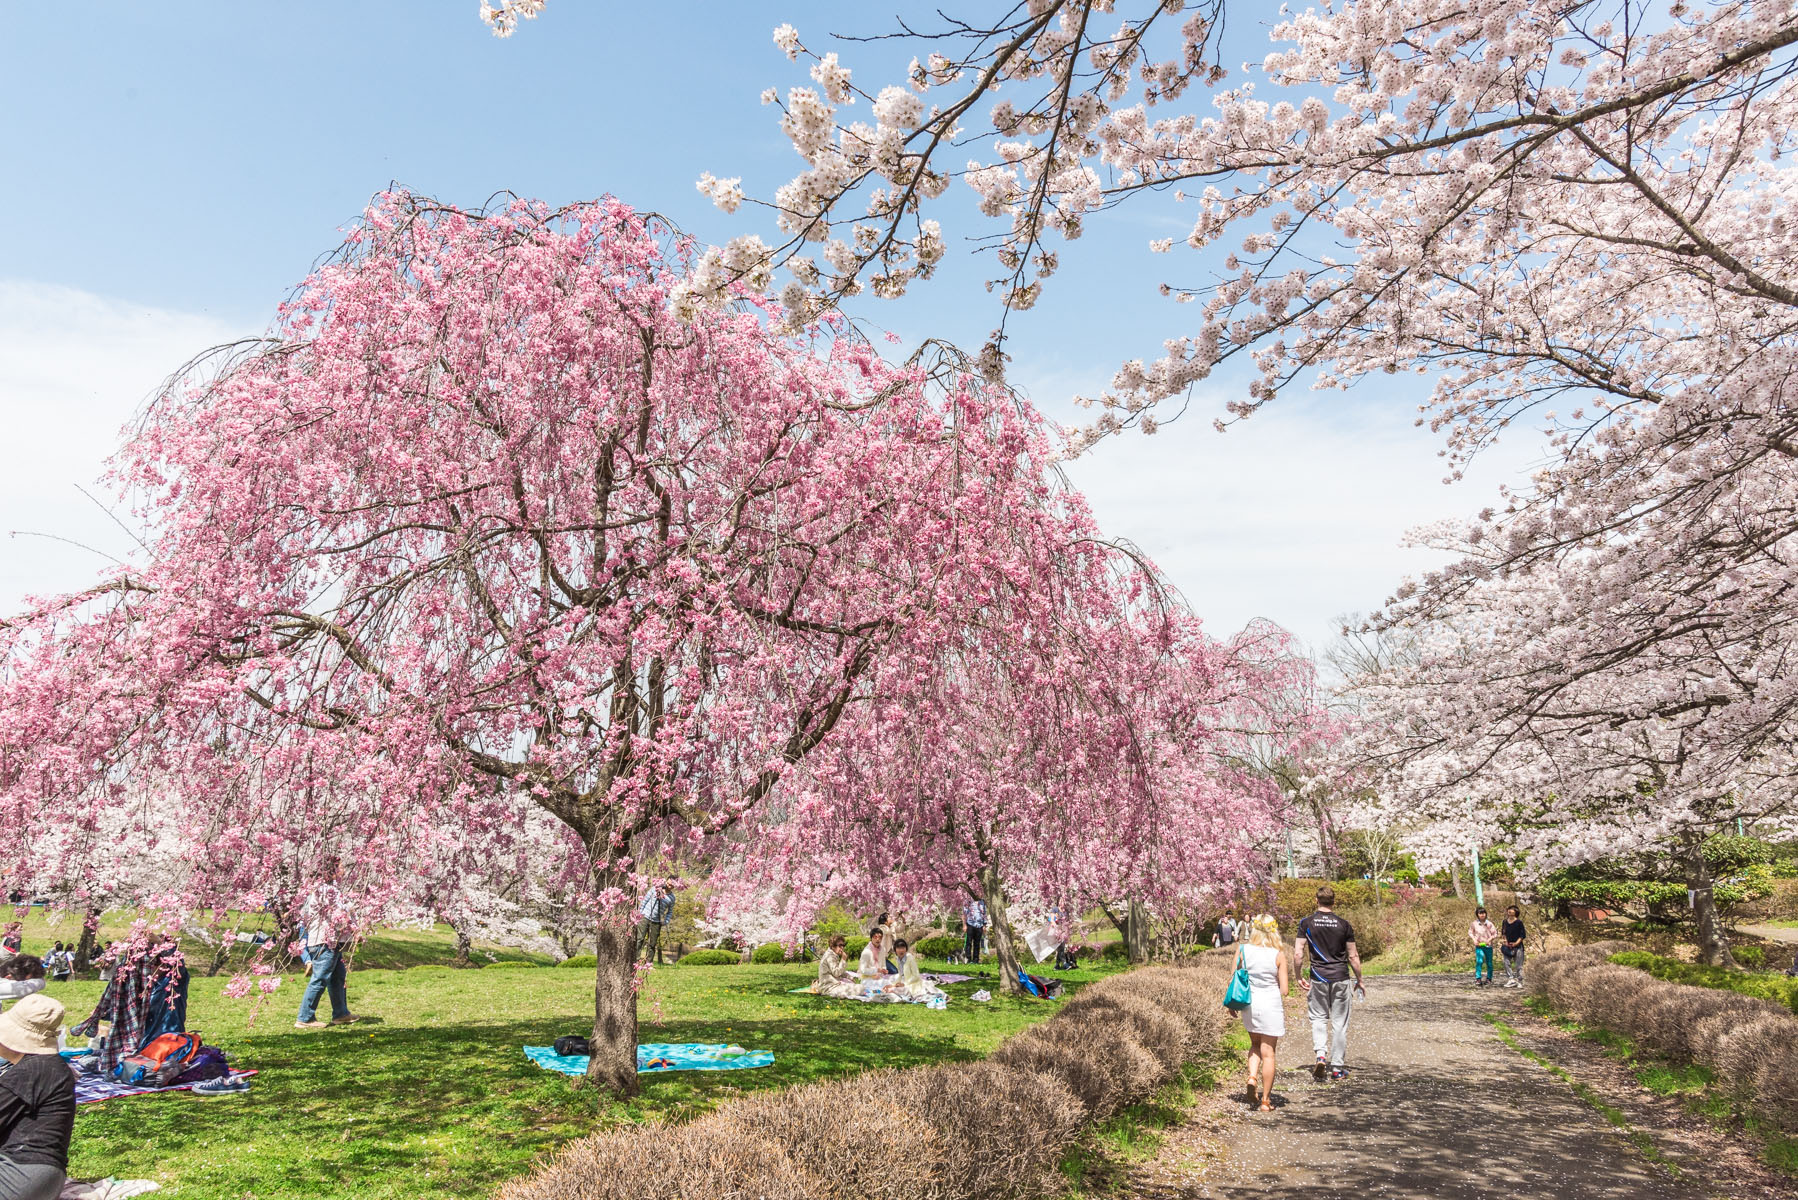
891, 940, 945, 1002
0, 961, 45, 1006
0, 993, 75, 1200
857, 929, 896, 980
811, 935, 860, 999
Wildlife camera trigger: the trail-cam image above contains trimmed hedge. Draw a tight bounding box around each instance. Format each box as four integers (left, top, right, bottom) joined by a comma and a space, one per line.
750, 943, 792, 964
677, 949, 741, 967
499, 953, 1237, 1200
556, 955, 596, 970
913, 935, 960, 959
1609, 950, 1798, 1015
481, 961, 542, 970
1533, 942, 1798, 1134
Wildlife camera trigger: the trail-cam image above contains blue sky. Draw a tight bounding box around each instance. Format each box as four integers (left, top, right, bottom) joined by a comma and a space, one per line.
0, 3, 1544, 648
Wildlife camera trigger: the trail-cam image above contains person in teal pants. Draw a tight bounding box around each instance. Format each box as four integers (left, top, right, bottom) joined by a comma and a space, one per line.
1468, 907, 1499, 986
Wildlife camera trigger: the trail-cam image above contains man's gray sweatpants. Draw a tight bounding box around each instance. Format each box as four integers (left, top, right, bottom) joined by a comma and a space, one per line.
1308, 979, 1353, 1066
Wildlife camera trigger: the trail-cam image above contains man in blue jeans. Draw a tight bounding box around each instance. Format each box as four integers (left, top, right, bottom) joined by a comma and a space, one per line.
962, 897, 988, 963
295, 886, 359, 1030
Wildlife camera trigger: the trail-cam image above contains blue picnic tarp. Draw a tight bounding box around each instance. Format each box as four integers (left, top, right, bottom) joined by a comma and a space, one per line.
524, 1042, 774, 1075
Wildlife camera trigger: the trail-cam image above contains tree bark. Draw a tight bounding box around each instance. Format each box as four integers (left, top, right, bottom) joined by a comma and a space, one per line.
1684, 843, 1738, 968
587, 904, 641, 1096
73, 911, 98, 974
976, 864, 1025, 995
1126, 899, 1152, 963
1450, 861, 1464, 899
452, 922, 473, 969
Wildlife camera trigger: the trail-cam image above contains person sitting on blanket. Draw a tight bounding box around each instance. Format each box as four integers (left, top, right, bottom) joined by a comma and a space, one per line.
0, 960, 45, 1006
858, 929, 897, 980
891, 941, 945, 1002
812, 936, 860, 999
0, 993, 76, 1200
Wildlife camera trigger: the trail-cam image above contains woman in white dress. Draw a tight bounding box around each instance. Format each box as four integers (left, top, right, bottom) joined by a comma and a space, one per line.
1237, 913, 1290, 1112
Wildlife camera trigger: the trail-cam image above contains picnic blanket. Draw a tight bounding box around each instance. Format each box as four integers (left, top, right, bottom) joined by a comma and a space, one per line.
524, 1043, 774, 1075
786, 972, 972, 997
60, 1180, 161, 1199
73, 1069, 258, 1106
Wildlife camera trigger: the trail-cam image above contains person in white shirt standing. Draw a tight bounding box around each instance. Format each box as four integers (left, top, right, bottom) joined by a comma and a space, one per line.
295, 884, 359, 1030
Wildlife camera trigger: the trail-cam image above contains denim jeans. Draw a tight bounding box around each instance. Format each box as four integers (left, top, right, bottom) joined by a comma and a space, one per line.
297, 943, 349, 1022
1474, 944, 1495, 981
0, 1154, 63, 1200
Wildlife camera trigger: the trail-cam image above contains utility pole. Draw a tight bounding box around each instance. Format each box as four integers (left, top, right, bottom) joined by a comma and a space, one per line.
1471, 844, 1485, 908
1286, 827, 1295, 879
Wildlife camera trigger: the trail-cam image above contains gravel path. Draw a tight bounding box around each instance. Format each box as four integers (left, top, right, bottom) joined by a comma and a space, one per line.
1189, 974, 1708, 1200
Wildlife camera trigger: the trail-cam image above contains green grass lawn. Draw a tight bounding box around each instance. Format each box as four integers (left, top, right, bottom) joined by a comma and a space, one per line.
5, 907, 556, 972
48, 956, 1120, 1199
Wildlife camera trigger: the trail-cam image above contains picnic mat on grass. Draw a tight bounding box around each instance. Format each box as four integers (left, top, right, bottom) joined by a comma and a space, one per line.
74, 1070, 258, 1106
524, 1043, 774, 1075
786, 972, 973, 996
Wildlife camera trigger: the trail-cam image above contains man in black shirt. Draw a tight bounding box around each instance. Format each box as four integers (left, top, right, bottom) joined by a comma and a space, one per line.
1294, 886, 1364, 1082
1500, 906, 1528, 989
0, 992, 75, 1200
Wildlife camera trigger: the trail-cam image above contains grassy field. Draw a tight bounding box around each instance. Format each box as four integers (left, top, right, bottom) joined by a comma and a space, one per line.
48, 954, 1121, 1199
5, 908, 555, 971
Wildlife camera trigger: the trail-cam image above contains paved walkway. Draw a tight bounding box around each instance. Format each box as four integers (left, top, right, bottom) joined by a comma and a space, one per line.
1739, 922, 1798, 946
1190, 975, 1705, 1200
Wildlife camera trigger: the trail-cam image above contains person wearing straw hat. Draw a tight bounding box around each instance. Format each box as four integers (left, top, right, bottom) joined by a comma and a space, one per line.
0, 993, 75, 1200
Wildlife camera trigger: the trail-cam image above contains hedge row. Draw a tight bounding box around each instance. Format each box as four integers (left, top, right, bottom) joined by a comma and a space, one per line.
1609, 950, 1798, 1015
498, 954, 1236, 1200
1532, 942, 1798, 1133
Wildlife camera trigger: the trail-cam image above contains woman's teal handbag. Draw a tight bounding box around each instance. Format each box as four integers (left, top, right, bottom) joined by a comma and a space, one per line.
1223, 947, 1252, 1011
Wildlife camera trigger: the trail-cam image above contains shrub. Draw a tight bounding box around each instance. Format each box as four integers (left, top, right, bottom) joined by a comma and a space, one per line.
843, 936, 869, 962
1055, 989, 1190, 1073
1099, 940, 1129, 961
1271, 877, 1376, 917
556, 954, 597, 969
913, 935, 959, 959
482, 960, 540, 970
718, 1074, 940, 1200
496, 1114, 814, 1200
1609, 950, 1798, 1015
750, 943, 792, 964
1734, 944, 1767, 969
1531, 944, 1798, 1136
677, 949, 740, 967
879, 1060, 1083, 1198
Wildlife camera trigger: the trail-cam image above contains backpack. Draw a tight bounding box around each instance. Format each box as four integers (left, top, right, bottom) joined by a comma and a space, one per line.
170, 1045, 231, 1086
552, 1035, 592, 1058
1016, 969, 1064, 999
115, 1031, 204, 1086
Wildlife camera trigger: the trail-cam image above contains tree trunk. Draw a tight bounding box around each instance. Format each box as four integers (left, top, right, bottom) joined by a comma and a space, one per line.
1685, 843, 1738, 968
976, 864, 1025, 995
1450, 861, 1464, 899
453, 924, 472, 969
587, 904, 641, 1095
73, 911, 98, 973
1126, 899, 1152, 963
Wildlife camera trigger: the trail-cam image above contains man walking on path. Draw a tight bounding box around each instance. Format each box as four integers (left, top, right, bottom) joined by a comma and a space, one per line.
295, 884, 359, 1030
962, 897, 988, 963
637, 880, 675, 965
1295, 887, 1363, 1082
1469, 906, 1499, 987
1499, 905, 1527, 988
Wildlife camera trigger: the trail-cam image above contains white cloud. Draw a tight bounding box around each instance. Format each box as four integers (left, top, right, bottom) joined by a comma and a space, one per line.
0, 280, 247, 614
1054, 390, 1547, 652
